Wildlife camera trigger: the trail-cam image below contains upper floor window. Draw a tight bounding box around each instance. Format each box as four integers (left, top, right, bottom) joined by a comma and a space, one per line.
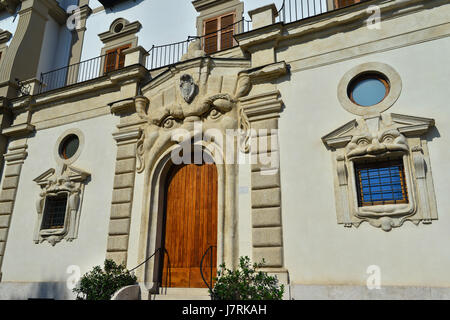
104, 43, 131, 73
203, 12, 235, 54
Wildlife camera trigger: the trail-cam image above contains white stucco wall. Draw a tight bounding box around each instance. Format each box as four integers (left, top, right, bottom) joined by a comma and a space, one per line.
277, 35, 450, 288
0, 114, 119, 299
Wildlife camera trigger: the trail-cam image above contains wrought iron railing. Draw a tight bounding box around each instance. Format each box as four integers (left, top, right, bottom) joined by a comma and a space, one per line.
146, 38, 195, 71
38, 51, 119, 94
38, 1, 335, 94
277, 0, 329, 24
145, 19, 251, 70
200, 245, 217, 297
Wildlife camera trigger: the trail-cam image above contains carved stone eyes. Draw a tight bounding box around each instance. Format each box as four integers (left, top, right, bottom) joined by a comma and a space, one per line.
382, 135, 395, 143
162, 117, 175, 129
357, 138, 370, 146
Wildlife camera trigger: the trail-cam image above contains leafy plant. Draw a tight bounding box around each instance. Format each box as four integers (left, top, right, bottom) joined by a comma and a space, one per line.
210, 256, 284, 300
73, 259, 137, 300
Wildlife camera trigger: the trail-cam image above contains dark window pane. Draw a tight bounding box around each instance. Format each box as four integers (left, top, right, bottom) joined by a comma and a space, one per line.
41, 194, 68, 229
60, 134, 79, 159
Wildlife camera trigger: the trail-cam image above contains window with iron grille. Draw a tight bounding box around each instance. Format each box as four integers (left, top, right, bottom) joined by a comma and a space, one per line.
355, 159, 408, 207
41, 194, 68, 229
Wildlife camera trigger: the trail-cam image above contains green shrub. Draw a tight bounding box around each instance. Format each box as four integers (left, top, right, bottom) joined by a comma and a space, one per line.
210, 256, 284, 300
73, 259, 137, 300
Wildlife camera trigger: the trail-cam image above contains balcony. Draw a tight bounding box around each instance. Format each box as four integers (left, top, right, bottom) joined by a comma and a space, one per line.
37, 0, 367, 94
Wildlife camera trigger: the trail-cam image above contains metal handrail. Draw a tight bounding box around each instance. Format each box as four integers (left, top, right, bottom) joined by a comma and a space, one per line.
277, 0, 329, 24
38, 51, 119, 94
129, 247, 172, 289
200, 245, 216, 295
129, 247, 165, 273
145, 18, 251, 70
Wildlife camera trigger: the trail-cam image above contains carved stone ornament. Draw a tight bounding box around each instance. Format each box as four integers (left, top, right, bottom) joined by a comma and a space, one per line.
322, 113, 437, 231
135, 68, 252, 175
33, 165, 90, 246
179, 74, 196, 103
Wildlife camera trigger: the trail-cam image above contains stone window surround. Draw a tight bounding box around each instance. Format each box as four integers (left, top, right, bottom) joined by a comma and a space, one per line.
33, 165, 90, 246
322, 113, 438, 231
337, 62, 402, 116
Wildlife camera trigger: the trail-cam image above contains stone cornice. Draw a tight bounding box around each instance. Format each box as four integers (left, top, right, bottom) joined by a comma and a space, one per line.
192, 0, 232, 12
322, 113, 436, 149
32, 64, 146, 107
112, 127, 142, 143
141, 56, 250, 94
109, 97, 135, 115
98, 20, 142, 44
1, 123, 35, 137
234, 23, 283, 50
236, 0, 447, 53
0, 29, 12, 44
240, 90, 283, 121
245, 61, 288, 84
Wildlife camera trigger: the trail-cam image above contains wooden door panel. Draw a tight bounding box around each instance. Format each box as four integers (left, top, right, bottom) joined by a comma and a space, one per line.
162, 162, 217, 288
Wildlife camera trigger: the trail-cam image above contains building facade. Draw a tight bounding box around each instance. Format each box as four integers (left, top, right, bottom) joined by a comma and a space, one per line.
0, 0, 449, 299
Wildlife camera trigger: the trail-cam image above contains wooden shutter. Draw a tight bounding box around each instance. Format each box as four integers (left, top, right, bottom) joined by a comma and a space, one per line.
104, 49, 117, 73
204, 19, 218, 54
220, 14, 234, 51
104, 43, 131, 73
335, 0, 361, 9
117, 44, 130, 69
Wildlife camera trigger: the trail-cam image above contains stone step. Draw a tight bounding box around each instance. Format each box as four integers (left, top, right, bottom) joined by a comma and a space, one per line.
152, 294, 211, 300
150, 287, 212, 300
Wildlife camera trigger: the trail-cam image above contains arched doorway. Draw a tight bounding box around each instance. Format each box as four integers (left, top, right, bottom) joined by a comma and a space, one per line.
161, 158, 218, 288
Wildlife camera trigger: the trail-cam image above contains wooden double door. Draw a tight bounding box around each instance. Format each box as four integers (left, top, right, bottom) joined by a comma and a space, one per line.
161, 161, 218, 288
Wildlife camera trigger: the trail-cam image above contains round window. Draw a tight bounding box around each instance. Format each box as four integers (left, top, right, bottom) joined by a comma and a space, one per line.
114, 23, 124, 33
59, 134, 79, 160
348, 73, 390, 107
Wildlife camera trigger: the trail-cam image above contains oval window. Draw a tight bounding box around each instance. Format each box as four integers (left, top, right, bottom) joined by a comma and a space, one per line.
59, 134, 79, 160
114, 23, 124, 33
348, 73, 390, 107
